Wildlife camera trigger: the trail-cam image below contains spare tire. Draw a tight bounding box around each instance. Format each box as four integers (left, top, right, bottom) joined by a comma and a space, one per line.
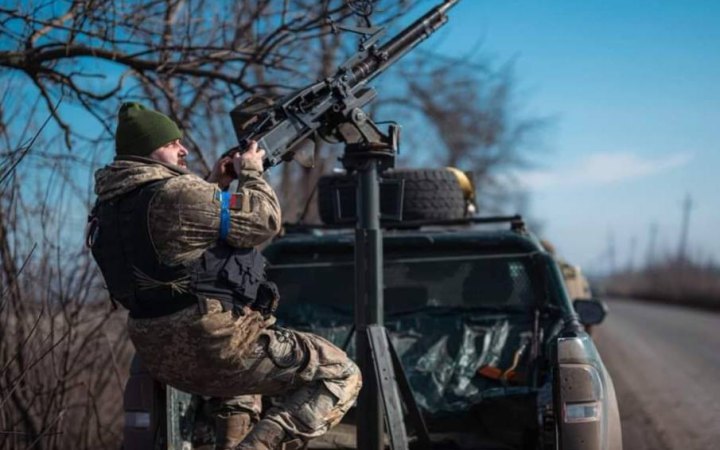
317, 168, 467, 224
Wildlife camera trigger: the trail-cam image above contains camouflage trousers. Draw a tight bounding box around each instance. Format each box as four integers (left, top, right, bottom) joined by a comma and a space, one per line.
127, 299, 362, 442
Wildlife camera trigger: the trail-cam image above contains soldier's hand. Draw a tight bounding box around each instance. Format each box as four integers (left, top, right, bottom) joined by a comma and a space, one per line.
234, 140, 265, 174
207, 155, 236, 190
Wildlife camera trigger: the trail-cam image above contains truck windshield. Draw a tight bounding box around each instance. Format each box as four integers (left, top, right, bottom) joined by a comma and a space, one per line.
269, 250, 545, 414
268, 253, 538, 315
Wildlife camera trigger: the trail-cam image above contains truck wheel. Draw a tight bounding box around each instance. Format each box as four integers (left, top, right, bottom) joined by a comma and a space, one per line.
317, 168, 467, 224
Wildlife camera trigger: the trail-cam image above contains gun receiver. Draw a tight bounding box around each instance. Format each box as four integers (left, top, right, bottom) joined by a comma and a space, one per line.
227, 0, 460, 169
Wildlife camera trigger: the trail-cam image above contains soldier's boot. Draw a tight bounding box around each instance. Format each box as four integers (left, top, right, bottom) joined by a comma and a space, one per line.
235, 419, 287, 450
214, 412, 254, 450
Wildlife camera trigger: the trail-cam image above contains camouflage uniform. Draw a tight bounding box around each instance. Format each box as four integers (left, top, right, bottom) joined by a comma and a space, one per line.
94, 157, 361, 447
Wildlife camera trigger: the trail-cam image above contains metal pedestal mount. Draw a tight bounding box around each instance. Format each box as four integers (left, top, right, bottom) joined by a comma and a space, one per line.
337, 108, 431, 450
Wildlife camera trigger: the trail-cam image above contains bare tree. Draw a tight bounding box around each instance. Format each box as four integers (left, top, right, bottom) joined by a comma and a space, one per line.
1, 0, 543, 215
0, 0, 413, 170
376, 54, 548, 213
0, 0, 420, 220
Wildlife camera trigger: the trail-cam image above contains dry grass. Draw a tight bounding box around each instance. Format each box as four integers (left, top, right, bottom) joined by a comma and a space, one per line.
601, 260, 720, 310
1, 287, 134, 449
1, 194, 134, 449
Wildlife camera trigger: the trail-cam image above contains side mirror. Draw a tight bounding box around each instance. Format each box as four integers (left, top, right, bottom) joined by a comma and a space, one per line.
573, 298, 607, 326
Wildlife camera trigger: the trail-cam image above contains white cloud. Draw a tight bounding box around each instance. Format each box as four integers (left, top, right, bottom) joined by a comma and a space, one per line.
519, 152, 693, 190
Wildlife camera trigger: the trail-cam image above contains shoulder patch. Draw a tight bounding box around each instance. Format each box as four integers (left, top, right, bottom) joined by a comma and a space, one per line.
230, 193, 252, 212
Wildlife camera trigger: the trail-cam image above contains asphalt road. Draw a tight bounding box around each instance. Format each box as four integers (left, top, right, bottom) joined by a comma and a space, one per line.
593, 298, 720, 450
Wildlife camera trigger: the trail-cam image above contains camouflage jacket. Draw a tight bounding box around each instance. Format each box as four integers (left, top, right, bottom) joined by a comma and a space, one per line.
93, 156, 281, 266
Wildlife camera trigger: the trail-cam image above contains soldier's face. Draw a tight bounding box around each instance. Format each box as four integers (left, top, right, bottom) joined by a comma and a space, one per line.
150, 139, 188, 168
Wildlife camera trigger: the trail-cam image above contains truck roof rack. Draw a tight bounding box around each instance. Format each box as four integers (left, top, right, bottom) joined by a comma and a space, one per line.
283, 214, 526, 233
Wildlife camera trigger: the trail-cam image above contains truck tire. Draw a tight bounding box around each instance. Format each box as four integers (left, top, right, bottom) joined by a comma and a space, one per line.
317, 168, 467, 224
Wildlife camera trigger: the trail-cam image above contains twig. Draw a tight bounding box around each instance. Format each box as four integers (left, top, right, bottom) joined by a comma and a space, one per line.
0, 242, 36, 312
26, 409, 65, 450
0, 96, 61, 188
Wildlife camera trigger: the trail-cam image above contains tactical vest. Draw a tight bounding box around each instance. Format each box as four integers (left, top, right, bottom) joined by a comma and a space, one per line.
88, 179, 266, 319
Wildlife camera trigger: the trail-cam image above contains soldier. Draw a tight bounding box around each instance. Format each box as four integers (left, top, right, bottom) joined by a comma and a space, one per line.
88, 103, 361, 449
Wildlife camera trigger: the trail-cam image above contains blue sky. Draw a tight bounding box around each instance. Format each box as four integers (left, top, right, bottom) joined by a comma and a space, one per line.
419, 0, 720, 272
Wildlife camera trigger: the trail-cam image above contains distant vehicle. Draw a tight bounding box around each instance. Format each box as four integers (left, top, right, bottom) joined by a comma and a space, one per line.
560, 262, 593, 301
541, 240, 604, 336
123, 169, 622, 450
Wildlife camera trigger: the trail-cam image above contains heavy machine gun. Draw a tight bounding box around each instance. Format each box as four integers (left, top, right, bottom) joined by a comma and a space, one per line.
226, 0, 460, 169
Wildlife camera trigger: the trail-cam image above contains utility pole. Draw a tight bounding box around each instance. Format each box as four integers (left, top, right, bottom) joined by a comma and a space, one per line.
645, 222, 658, 268
677, 194, 693, 263
627, 235, 637, 272
607, 229, 616, 276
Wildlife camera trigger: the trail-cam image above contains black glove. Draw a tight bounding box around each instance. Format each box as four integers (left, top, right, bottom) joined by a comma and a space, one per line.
253, 281, 280, 317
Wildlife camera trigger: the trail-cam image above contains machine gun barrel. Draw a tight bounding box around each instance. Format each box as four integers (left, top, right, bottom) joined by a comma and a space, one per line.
349, 0, 460, 86
227, 0, 460, 168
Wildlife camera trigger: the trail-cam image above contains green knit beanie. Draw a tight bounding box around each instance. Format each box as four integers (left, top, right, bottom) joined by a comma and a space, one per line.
115, 102, 183, 156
